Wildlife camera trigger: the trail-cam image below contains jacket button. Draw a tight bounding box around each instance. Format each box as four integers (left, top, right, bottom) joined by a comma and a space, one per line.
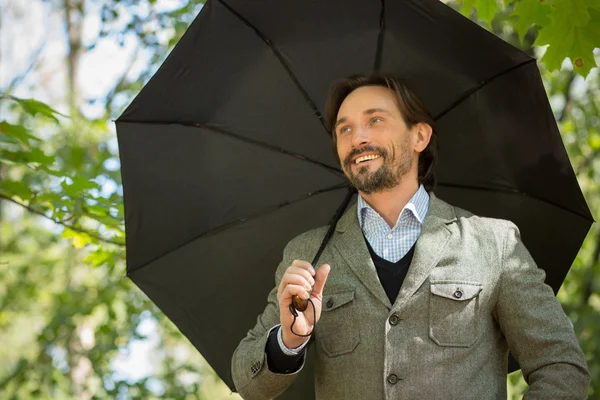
251, 361, 260, 374
389, 314, 400, 326
387, 374, 399, 384
326, 298, 334, 309
453, 289, 463, 299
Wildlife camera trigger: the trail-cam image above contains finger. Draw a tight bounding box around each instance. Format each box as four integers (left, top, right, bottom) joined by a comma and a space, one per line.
285, 266, 315, 286
277, 269, 314, 299
280, 284, 311, 303
291, 259, 316, 276
277, 276, 312, 301
311, 264, 331, 298
281, 274, 313, 291
277, 271, 315, 297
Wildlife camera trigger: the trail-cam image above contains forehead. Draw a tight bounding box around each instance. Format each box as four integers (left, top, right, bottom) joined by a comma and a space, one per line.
337, 85, 398, 116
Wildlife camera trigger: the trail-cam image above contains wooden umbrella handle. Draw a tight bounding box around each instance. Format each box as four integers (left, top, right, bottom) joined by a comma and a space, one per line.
291, 294, 310, 312
287, 186, 355, 334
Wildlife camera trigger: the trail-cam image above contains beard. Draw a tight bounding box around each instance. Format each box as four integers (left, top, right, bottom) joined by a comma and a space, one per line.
342, 140, 412, 194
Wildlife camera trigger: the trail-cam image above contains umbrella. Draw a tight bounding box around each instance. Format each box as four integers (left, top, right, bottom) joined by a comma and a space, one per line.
115, 0, 593, 398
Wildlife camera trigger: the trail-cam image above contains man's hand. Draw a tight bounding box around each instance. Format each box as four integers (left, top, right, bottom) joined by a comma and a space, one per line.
277, 260, 330, 349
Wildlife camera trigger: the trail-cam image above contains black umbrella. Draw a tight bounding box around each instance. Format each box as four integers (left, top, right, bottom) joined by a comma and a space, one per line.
116, 0, 593, 398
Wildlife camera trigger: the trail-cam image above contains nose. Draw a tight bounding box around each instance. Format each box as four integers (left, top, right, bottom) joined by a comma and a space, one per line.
351, 127, 371, 148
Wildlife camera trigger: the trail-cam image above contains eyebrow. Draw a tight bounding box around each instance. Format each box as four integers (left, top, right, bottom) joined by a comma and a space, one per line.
334, 108, 392, 129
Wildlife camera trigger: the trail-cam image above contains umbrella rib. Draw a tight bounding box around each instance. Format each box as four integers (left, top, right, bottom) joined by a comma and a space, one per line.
374, 0, 386, 72
433, 58, 537, 121
126, 182, 350, 276
437, 182, 593, 221
217, 0, 330, 133
118, 119, 344, 176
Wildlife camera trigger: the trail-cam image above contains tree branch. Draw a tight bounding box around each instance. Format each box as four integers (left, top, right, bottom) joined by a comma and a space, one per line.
63, 0, 84, 113
0, 195, 124, 246
2, 43, 46, 94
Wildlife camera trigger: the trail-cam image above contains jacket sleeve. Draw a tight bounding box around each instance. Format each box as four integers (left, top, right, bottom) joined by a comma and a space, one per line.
265, 327, 306, 373
494, 222, 590, 399
231, 238, 308, 400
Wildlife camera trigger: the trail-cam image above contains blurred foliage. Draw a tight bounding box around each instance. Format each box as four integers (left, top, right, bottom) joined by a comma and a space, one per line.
460, 0, 600, 77
1, 0, 235, 399
0, 0, 598, 399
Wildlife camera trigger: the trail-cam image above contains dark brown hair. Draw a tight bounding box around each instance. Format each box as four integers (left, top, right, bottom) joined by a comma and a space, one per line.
324, 74, 439, 192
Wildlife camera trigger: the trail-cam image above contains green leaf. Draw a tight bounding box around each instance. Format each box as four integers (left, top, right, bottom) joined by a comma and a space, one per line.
15, 98, 67, 123
60, 177, 99, 198
0, 121, 41, 146
61, 228, 92, 249
35, 192, 66, 210
534, 0, 600, 76
36, 164, 67, 177
2, 148, 55, 167
0, 180, 34, 201
460, 0, 499, 26
85, 248, 114, 267
85, 204, 110, 216
27, 148, 56, 166
511, 0, 551, 43
0, 154, 16, 164
0, 132, 18, 144
460, 0, 477, 18
476, 0, 499, 26
174, 21, 188, 35
82, 203, 122, 228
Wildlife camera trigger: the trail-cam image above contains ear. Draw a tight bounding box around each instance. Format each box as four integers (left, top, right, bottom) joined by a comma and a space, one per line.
413, 122, 433, 153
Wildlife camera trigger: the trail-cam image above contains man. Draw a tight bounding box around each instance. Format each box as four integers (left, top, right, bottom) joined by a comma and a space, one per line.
231, 74, 589, 399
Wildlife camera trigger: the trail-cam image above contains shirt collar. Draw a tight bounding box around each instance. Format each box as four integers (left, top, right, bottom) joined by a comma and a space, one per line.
357, 184, 430, 230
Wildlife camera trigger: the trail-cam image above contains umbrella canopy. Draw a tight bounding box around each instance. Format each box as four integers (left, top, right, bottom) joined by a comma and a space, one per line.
116, 0, 593, 397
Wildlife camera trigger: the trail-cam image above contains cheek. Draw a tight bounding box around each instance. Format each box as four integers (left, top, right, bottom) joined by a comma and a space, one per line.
335, 143, 344, 163
336, 139, 348, 157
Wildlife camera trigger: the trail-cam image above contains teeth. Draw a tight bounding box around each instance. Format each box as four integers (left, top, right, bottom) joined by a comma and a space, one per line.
355, 154, 380, 164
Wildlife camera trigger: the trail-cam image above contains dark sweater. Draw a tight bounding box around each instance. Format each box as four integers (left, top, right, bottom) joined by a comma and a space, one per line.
266, 237, 416, 372
364, 236, 416, 304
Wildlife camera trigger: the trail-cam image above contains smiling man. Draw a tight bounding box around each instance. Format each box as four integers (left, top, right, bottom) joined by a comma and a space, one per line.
231, 74, 589, 400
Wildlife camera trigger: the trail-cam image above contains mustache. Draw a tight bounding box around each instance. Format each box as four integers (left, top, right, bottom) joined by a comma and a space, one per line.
343, 145, 388, 166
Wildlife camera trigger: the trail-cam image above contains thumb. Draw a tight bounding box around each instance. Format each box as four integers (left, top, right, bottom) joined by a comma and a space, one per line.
311, 264, 330, 298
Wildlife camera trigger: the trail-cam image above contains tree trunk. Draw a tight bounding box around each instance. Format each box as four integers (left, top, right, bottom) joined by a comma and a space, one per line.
64, 0, 85, 114
63, 2, 93, 399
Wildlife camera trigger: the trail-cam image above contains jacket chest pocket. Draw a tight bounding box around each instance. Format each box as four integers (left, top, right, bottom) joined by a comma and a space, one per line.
316, 289, 360, 357
429, 280, 482, 347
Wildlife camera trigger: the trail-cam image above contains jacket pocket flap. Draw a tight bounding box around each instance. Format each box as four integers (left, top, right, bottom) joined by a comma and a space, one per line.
430, 280, 482, 301
322, 289, 355, 311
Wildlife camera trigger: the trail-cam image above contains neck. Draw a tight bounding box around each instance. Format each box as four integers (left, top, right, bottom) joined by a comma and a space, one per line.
359, 178, 420, 229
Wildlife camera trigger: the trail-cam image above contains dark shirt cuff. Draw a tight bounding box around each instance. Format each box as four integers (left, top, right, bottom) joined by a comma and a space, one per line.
265, 326, 306, 374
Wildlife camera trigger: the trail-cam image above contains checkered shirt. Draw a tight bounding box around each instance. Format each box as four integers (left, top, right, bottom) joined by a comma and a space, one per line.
357, 185, 430, 262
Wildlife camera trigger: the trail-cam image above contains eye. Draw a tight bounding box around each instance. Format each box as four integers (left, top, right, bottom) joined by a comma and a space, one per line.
338, 126, 351, 135
370, 117, 383, 125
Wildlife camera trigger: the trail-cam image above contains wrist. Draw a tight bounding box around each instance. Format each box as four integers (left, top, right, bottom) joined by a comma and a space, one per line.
281, 327, 309, 349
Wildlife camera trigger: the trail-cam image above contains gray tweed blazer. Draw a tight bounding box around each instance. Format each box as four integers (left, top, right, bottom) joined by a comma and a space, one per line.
232, 193, 589, 399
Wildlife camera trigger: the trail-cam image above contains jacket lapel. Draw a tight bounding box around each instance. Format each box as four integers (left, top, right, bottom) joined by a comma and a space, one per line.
394, 193, 456, 309
333, 204, 392, 309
